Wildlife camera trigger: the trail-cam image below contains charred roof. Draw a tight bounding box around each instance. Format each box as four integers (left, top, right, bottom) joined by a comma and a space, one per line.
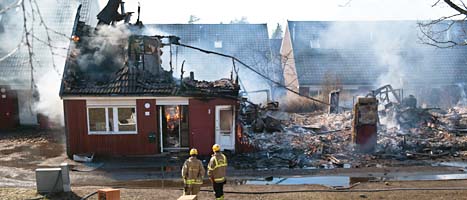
60, 23, 239, 97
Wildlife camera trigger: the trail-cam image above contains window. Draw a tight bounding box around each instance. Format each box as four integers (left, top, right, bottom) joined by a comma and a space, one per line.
446, 29, 451, 41
219, 109, 233, 134
118, 107, 137, 131
310, 39, 320, 48
88, 108, 106, 132
214, 40, 223, 48
0, 87, 6, 99
87, 106, 137, 134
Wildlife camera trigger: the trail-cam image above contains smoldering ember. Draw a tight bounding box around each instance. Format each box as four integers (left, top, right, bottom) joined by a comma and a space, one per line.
3, 0, 467, 200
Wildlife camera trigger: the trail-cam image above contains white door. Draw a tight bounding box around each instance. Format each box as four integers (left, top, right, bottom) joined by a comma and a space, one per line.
215, 105, 235, 151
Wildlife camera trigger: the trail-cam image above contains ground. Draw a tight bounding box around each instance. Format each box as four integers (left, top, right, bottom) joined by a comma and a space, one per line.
2, 181, 467, 199
1, 128, 467, 199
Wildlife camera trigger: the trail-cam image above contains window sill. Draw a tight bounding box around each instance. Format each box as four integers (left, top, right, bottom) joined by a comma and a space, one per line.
88, 132, 138, 135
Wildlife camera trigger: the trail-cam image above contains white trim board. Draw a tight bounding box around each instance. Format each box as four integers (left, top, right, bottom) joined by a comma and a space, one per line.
87, 99, 136, 106
83, 98, 189, 106
156, 98, 189, 105
63, 96, 192, 100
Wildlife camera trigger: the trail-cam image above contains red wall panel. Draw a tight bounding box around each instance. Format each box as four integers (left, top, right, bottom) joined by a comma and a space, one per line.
137, 99, 158, 154
188, 99, 215, 155
64, 99, 158, 156
188, 98, 239, 156
0, 86, 19, 130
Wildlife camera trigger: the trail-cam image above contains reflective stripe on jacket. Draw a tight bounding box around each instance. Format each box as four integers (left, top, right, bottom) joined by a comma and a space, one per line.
184, 179, 203, 185
181, 156, 205, 185
207, 152, 227, 183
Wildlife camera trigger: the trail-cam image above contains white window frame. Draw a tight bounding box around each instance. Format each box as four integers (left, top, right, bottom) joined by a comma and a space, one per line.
310, 39, 320, 48
215, 105, 236, 151
214, 40, 223, 48
87, 104, 138, 135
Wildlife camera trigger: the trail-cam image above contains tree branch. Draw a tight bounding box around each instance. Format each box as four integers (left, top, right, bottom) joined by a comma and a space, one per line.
0, 0, 23, 14
444, 0, 467, 15
0, 44, 20, 62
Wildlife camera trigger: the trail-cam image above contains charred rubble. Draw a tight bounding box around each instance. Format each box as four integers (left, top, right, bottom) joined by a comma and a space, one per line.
233, 85, 467, 169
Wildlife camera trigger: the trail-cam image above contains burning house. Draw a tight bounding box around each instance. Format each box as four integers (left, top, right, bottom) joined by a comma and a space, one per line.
281, 21, 467, 107
0, 0, 99, 130
59, 10, 257, 156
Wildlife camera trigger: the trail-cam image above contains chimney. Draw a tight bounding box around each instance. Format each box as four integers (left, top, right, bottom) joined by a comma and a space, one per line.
120, 1, 125, 14
190, 71, 195, 81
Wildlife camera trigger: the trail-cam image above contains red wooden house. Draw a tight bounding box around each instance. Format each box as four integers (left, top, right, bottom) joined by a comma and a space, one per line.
59, 23, 249, 156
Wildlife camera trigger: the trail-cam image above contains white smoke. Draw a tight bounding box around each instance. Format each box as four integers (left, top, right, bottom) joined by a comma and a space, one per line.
319, 21, 418, 90
30, 0, 80, 125
76, 25, 130, 74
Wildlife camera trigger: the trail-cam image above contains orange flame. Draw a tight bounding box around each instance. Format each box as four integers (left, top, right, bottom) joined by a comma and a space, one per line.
165, 106, 181, 131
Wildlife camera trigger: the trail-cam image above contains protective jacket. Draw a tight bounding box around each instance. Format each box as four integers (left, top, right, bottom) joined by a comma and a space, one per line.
207, 152, 227, 183
182, 156, 205, 185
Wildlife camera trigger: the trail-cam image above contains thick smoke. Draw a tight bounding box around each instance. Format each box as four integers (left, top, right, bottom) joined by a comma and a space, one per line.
32, 0, 80, 125
319, 22, 416, 89
75, 25, 130, 82
316, 21, 466, 106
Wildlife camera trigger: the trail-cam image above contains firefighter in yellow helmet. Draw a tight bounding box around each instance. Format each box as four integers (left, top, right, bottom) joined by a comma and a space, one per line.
181, 148, 205, 195
207, 144, 227, 200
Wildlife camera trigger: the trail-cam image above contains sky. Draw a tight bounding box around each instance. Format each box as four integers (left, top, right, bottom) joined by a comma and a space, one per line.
98, 0, 458, 35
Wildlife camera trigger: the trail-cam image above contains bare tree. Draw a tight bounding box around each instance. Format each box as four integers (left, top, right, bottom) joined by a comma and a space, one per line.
236, 42, 285, 100
230, 16, 249, 24
271, 23, 283, 39
320, 71, 342, 103
188, 15, 200, 24
419, 0, 467, 48
0, 0, 72, 81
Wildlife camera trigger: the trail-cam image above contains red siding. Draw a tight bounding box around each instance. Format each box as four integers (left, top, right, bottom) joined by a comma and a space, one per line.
188, 98, 239, 155
0, 86, 19, 130
137, 99, 159, 154
189, 99, 215, 155
64, 99, 158, 156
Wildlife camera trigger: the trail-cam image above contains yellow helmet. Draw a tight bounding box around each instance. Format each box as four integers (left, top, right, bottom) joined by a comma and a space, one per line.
189, 148, 198, 156
212, 144, 221, 152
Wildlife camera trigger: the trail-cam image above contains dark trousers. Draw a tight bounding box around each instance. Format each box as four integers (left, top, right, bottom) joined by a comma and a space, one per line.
213, 180, 226, 199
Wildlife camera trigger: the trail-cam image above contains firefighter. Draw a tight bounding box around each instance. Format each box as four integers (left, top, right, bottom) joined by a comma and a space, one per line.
181, 148, 205, 195
207, 144, 227, 200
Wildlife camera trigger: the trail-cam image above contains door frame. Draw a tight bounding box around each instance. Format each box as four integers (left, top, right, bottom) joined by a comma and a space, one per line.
158, 102, 190, 153
215, 105, 235, 151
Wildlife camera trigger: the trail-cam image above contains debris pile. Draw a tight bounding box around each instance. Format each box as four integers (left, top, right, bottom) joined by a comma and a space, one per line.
235, 95, 467, 169
183, 78, 238, 90
438, 107, 467, 133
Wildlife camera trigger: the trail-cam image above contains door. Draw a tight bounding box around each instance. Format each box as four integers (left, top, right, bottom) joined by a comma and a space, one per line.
159, 105, 189, 152
188, 99, 214, 155
215, 105, 235, 151
0, 86, 19, 129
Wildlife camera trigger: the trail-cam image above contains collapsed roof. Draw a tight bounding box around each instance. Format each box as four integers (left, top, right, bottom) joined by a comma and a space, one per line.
59, 23, 240, 97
